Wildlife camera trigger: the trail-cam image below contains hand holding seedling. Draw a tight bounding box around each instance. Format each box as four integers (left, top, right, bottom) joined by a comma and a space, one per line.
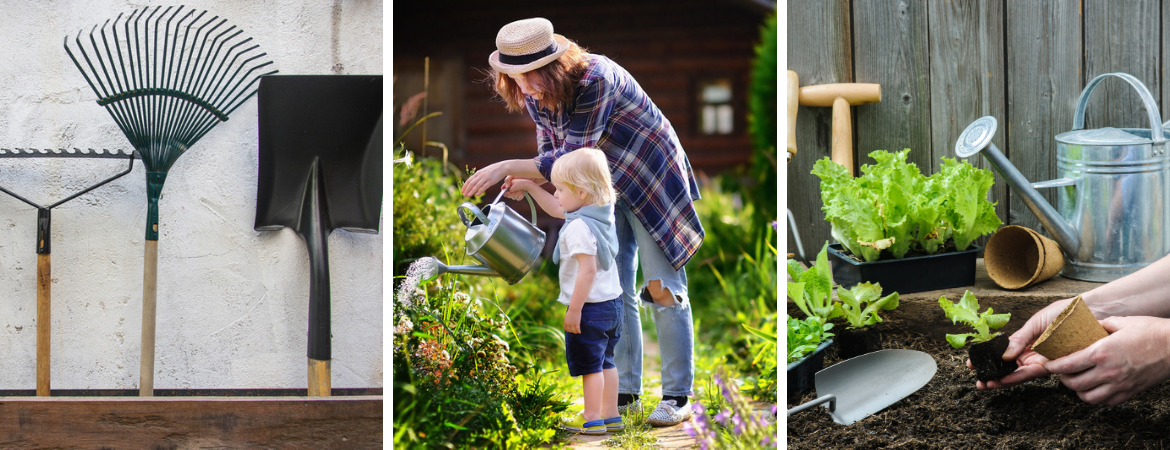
974, 298, 1070, 390
1042, 316, 1170, 406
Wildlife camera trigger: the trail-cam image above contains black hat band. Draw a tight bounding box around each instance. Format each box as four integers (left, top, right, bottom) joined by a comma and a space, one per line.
499, 42, 558, 65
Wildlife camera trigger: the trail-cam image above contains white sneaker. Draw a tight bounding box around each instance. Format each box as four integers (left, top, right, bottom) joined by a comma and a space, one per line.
618, 398, 642, 415
646, 399, 692, 427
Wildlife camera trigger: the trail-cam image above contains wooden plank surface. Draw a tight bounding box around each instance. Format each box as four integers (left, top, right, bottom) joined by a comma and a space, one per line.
852, 0, 931, 173
785, 0, 851, 261
1083, 0, 1160, 131
927, 0, 1007, 251
0, 396, 382, 448
1003, 0, 1081, 233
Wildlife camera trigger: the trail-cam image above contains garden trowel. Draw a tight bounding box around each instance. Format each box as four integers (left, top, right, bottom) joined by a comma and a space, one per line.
256, 75, 383, 396
787, 349, 937, 425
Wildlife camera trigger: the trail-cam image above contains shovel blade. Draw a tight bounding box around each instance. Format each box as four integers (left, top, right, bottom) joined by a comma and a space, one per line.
815, 349, 937, 425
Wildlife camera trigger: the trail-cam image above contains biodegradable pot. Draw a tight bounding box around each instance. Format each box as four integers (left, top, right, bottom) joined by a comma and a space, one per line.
984, 225, 1065, 290
787, 339, 833, 397
837, 327, 881, 360
827, 243, 980, 296
968, 334, 1018, 382
1032, 296, 1108, 360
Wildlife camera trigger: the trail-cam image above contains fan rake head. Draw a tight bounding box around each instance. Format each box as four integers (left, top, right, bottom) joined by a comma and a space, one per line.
64, 5, 277, 173
64, 5, 277, 241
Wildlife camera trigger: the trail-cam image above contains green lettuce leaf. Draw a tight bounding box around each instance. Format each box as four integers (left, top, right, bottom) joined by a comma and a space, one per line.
938, 290, 1011, 347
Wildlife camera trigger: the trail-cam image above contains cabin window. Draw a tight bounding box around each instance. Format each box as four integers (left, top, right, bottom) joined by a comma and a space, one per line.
698, 78, 734, 135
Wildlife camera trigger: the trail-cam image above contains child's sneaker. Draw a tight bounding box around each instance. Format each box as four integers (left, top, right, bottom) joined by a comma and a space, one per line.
617, 398, 642, 415
562, 414, 606, 435
604, 416, 624, 432
647, 399, 693, 427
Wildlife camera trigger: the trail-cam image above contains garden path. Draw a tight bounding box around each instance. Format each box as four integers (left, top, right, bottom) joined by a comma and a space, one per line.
562, 338, 778, 448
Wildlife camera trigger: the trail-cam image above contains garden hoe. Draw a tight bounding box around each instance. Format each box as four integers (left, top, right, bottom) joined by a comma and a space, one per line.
787, 349, 937, 425
0, 148, 136, 396
65, 6, 277, 396
255, 75, 383, 397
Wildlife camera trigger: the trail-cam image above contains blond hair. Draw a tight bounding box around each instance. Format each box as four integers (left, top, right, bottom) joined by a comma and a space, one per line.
551, 148, 615, 206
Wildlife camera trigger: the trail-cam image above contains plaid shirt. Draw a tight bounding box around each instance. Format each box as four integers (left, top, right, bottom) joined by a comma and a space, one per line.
529, 54, 704, 270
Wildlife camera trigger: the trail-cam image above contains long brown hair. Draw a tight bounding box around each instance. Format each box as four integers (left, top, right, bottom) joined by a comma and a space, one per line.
492, 41, 590, 113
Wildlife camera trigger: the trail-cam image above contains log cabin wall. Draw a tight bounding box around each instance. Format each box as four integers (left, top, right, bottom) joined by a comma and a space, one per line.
787, 0, 1168, 262
394, 0, 771, 183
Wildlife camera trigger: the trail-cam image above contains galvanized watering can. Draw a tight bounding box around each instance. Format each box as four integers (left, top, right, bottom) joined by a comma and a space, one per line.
957, 72, 1170, 282
418, 189, 546, 284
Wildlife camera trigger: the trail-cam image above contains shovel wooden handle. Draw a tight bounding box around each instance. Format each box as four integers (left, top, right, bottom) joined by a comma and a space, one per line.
140, 239, 158, 397
309, 358, 330, 396
36, 253, 50, 397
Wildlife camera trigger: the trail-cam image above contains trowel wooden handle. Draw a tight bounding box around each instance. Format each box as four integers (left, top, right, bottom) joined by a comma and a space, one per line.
832, 97, 854, 175
140, 240, 158, 397
36, 253, 50, 397
787, 70, 799, 162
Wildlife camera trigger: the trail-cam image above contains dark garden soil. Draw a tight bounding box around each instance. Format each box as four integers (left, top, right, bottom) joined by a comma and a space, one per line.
787, 331, 1170, 449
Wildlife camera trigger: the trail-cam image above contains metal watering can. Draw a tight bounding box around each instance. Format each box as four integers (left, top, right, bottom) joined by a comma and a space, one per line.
418, 188, 546, 284
957, 72, 1170, 282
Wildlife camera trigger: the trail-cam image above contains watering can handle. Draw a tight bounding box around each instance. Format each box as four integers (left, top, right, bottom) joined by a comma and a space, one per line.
1072, 72, 1165, 143
458, 202, 489, 227
494, 186, 540, 225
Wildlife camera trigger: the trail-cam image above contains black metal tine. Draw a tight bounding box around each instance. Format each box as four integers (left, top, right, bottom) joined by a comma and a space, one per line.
97, 17, 140, 153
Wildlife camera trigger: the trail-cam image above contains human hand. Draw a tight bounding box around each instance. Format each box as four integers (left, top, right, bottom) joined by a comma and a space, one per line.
972, 298, 1072, 390
1044, 316, 1170, 405
503, 176, 537, 201
564, 308, 582, 334
462, 162, 509, 197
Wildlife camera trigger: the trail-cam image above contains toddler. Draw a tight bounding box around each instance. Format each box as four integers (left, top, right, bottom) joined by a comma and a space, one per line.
508, 147, 623, 435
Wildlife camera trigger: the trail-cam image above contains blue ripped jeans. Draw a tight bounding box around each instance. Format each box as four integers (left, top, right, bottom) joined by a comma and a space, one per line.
612, 198, 695, 398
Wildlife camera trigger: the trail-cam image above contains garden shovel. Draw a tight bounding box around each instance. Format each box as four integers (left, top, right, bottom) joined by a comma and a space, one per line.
787, 349, 937, 425
256, 75, 383, 396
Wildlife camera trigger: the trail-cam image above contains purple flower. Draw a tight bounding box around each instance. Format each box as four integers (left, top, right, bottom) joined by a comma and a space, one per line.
713, 409, 731, 425
683, 422, 696, 437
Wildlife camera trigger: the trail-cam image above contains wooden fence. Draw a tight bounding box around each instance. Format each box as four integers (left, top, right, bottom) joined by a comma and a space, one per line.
786, 0, 1170, 261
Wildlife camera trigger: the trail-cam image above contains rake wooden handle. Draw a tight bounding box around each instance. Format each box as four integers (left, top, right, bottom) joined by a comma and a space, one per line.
36, 253, 50, 397
140, 239, 158, 397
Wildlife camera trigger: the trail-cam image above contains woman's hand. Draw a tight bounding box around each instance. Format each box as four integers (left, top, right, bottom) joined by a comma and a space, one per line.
972, 298, 1071, 390
1045, 316, 1170, 405
462, 161, 510, 197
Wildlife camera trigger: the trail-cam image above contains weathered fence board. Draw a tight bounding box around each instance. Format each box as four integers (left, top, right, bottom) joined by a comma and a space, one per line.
927, 0, 1007, 253
852, 0, 932, 171
1083, 0, 1160, 131
785, 0, 851, 260
785, 0, 1170, 263
1003, 0, 1081, 233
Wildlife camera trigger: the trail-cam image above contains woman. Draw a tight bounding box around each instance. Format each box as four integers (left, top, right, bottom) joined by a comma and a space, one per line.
461, 17, 704, 427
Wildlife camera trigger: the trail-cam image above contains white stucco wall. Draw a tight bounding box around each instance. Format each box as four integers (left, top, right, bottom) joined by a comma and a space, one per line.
0, 1, 383, 390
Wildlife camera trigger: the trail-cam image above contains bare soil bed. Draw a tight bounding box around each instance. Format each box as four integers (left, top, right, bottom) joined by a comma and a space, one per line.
787, 331, 1170, 449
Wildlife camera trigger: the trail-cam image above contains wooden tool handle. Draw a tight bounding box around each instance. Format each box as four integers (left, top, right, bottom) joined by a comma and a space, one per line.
308, 358, 331, 396
787, 70, 799, 162
36, 253, 50, 397
832, 96, 854, 176
140, 240, 158, 397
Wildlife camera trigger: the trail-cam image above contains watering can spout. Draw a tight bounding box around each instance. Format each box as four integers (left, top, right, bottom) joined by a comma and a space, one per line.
956, 117, 1081, 255
416, 256, 501, 284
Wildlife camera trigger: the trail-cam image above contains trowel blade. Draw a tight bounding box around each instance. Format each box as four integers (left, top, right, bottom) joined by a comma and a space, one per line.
815, 349, 937, 425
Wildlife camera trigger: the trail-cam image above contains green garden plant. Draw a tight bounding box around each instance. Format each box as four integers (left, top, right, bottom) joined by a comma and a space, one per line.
812, 149, 1002, 262
786, 243, 840, 323
786, 315, 833, 363
939, 290, 1011, 348
837, 282, 899, 329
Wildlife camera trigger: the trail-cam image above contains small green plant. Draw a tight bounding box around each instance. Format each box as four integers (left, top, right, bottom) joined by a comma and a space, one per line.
837, 282, 899, 329
786, 315, 833, 363
939, 290, 1011, 348
786, 243, 841, 322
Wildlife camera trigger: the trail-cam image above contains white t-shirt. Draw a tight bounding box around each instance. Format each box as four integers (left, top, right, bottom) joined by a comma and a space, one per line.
557, 218, 623, 306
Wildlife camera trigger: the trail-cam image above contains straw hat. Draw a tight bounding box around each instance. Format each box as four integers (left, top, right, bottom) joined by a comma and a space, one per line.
489, 18, 570, 74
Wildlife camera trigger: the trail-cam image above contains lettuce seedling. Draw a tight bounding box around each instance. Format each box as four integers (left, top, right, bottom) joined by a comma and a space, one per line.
939, 290, 1011, 348
787, 314, 834, 363
937, 158, 1002, 251
837, 282, 900, 329
786, 243, 842, 322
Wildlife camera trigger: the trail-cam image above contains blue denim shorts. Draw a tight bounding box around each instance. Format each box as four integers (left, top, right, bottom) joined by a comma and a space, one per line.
564, 298, 622, 377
